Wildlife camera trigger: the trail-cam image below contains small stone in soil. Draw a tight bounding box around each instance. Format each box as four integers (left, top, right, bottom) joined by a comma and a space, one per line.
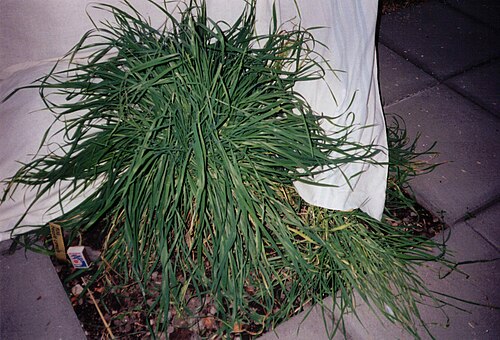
71, 284, 84, 296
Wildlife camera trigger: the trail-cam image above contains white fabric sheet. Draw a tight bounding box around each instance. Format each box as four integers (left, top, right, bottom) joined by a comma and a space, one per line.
0, 0, 387, 241
0, 62, 92, 240
281, 1, 389, 219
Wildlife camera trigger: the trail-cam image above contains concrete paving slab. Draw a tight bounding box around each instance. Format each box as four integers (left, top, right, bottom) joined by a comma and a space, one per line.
379, 1, 500, 80
464, 201, 500, 251
445, 0, 500, 30
260, 221, 500, 340
377, 44, 437, 106
416, 222, 500, 340
386, 85, 500, 225
445, 59, 500, 117
0, 240, 86, 340
259, 297, 347, 340
309, 222, 500, 340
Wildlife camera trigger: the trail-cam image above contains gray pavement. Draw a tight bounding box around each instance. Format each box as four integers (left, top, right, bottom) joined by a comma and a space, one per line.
263, 0, 500, 339
1, 1, 499, 339
0, 241, 86, 339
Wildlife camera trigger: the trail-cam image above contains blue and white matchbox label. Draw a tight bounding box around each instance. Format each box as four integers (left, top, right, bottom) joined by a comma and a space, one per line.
67, 246, 90, 269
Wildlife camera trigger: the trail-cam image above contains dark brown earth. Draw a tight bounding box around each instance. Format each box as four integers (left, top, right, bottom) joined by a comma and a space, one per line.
381, 0, 427, 14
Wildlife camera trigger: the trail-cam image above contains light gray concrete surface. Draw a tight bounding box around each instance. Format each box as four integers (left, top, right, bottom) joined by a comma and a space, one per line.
261, 217, 500, 340
324, 222, 500, 340
0, 240, 86, 340
445, 59, 500, 117
260, 297, 348, 340
377, 44, 437, 107
464, 201, 500, 252
416, 221, 500, 339
386, 85, 500, 225
379, 0, 500, 80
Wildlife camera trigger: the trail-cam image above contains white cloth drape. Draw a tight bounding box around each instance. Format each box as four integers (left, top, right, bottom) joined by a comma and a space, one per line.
0, 0, 387, 241
204, 0, 389, 219
282, 1, 388, 220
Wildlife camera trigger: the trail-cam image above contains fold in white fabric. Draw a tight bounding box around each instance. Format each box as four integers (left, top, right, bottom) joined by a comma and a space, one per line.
279, 1, 388, 220
0, 1, 387, 241
0, 62, 92, 241
196, 0, 389, 219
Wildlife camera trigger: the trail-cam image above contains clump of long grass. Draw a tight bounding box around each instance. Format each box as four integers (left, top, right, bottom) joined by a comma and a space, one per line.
385, 114, 439, 214
2, 1, 447, 338
295, 116, 445, 339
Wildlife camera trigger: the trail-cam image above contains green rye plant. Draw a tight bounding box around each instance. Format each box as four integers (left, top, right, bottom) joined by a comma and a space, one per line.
2, 1, 447, 338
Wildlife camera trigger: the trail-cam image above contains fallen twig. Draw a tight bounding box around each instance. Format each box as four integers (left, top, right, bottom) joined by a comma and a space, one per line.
82, 277, 115, 339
